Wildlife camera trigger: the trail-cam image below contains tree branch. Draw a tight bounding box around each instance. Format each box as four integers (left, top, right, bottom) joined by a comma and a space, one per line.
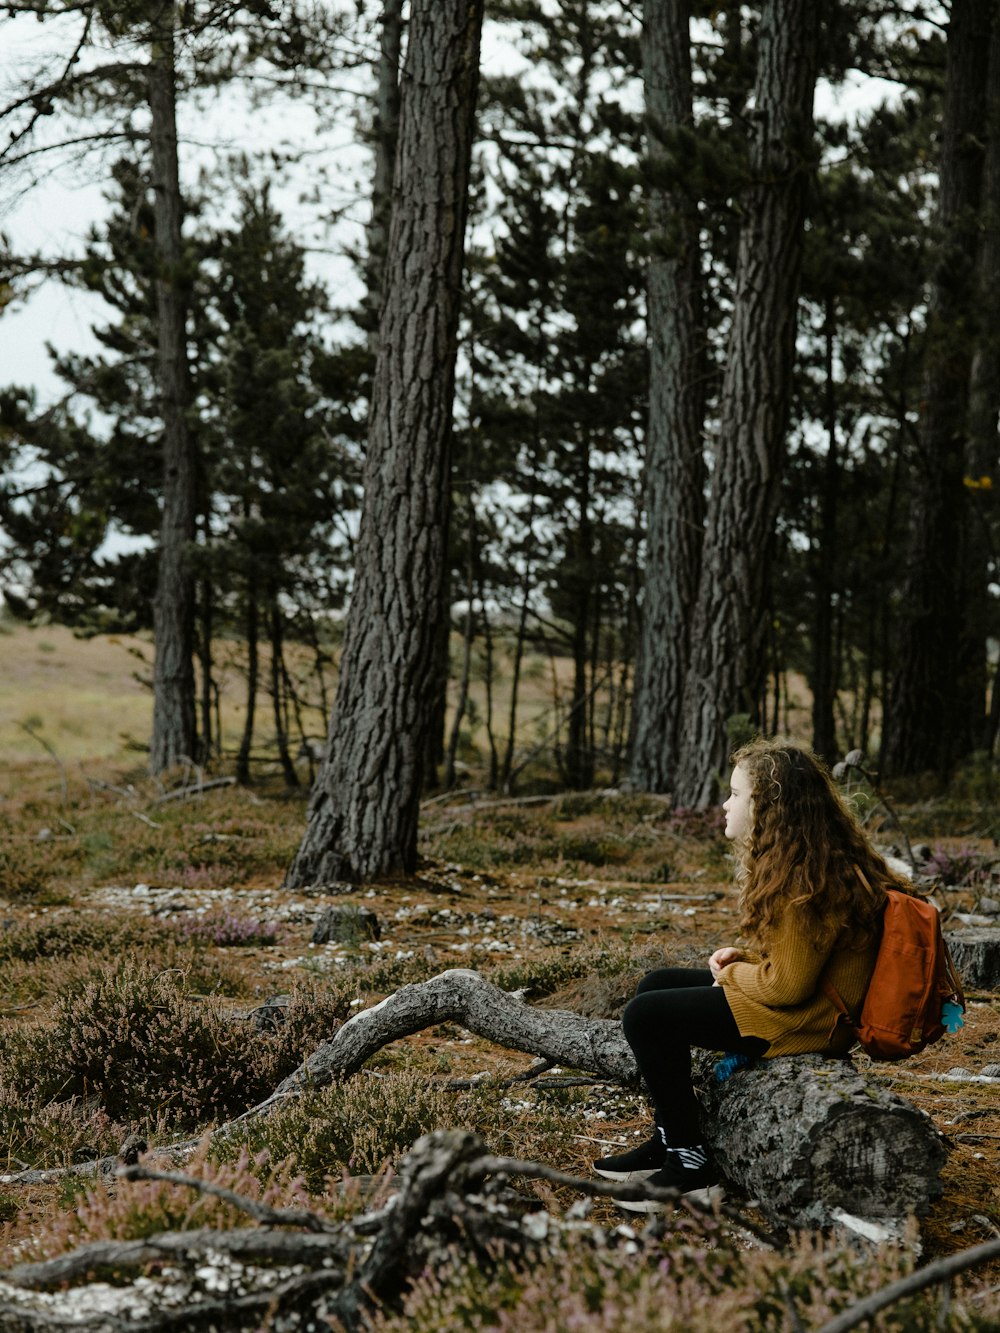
115, 1163, 337, 1233
814, 1236, 1000, 1333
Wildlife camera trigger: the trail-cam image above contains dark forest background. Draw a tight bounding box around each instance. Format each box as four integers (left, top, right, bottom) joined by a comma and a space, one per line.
1, 1, 998, 882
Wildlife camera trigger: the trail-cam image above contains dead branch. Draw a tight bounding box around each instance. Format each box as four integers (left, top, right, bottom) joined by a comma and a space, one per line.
2, 970, 950, 1236
15, 721, 68, 806
4, 1227, 349, 1291
116, 1164, 337, 1233
151, 777, 237, 805
266, 968, 635, 1097
0, 1131, 768, 1332
130, 810, 163, 829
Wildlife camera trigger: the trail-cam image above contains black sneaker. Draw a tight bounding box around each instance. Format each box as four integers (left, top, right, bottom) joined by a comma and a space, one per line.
593, 1134, 665, 1182
615, 1156, 722, 1213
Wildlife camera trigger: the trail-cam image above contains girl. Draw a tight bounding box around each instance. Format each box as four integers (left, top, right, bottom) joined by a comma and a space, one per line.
594, 737, 908, 1209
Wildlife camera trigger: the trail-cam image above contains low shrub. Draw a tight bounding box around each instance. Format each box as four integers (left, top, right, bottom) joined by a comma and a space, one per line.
0, 917, 250, 1005
0, 968, 352, 1149
226, 1069, 457, 1188
374, 1227, 1000, 1332
174, 908, 282, 947
227, 1071, 583, 1192
0, 1083, 126, 1170
17, 1144, 319, 1262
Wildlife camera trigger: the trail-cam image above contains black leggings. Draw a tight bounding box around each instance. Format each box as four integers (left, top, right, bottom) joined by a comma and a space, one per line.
621, 967, 769, 1148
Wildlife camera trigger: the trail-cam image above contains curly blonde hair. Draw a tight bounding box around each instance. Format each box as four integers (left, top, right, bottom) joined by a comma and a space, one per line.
730, 737, 905, 949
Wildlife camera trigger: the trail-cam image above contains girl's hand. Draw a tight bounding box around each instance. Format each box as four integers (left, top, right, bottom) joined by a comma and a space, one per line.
709, 947, 743, 981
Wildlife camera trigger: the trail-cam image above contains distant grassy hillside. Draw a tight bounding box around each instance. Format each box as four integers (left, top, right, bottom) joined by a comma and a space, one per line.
0, 622, 157, 762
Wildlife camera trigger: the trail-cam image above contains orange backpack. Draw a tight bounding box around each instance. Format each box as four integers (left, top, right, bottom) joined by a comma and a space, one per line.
822, 880, 966, 1062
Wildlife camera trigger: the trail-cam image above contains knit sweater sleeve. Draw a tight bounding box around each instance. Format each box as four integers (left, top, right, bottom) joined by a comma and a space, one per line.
717, 907, 833, 1007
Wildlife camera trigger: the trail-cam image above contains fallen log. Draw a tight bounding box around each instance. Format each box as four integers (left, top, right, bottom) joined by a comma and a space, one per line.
696, 1053, 946, 1230
261, 968, 945, 1231
1, 970, 947, 1232
945, 928, 1000, 989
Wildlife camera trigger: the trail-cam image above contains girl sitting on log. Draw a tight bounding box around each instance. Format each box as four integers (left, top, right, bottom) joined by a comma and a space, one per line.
594, 736, 907, 1210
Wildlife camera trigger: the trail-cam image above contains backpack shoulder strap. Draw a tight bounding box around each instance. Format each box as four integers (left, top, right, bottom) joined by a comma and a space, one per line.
821, 863, 885, 1030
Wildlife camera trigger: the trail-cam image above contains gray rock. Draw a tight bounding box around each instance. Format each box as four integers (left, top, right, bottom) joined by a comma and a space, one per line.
312, 905, 381, 945
252, 994, 291, 1034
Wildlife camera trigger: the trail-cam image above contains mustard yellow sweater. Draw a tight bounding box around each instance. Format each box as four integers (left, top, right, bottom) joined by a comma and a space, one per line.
716, 904, 879, 1057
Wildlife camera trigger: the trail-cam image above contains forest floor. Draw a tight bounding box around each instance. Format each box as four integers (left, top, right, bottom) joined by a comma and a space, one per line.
0, 617, 998, 1323
0, 755, 997, 1287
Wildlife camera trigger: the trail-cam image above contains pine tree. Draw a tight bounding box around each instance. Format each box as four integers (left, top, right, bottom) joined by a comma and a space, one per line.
286, 0, 485, 885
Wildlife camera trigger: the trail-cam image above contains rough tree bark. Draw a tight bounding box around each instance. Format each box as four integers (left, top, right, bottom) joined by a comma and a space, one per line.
285, 0, 483, 885
882, 0, 995, 777
673, 0, 823, 807
810, 303, 842, 764
261, 969, 945, 1229
958, 12, 1000, 757
148, 6, 198, 774
628, 0, 706, 793
363, 0, 403, 352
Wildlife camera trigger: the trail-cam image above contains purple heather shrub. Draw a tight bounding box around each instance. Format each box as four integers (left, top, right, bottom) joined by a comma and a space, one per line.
176, 908, 282, 947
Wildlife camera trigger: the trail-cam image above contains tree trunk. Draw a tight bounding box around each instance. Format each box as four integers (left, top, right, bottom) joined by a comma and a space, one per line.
960, 14, 1000, 756
811, 303, 841, 763
673, 0, 822, 807
269, 597, 299, 789
363, 0, 403, 350
285, 0, 484, 886
236, 581, 258, 787
147, 7, 198, 774
565, 447, 594, 790
627, 0, 705, 793
882, 0, 994, 778
198, 570, 213, 763
445, 547, 475, 789
479, 585, 499, 789
501, 494, 537, 792
696, 1051, 945, 1227
265, 969, 946, 1229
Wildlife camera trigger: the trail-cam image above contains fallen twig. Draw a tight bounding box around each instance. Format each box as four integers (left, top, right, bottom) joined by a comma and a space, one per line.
130, 809, 163, 829
151, 777, 237, 805
15, 721, 68, 807
814, 1236, 1000, 1333
444, 1056, 555, 1091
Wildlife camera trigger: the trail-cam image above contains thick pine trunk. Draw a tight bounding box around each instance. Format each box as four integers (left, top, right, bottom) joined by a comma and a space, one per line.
959, 16, 1000, 756
628, 0, 705, 793
286, 0, 483, 886
882, 0, 993, 777
673, 0, 821, 808
147, 11, 197, 774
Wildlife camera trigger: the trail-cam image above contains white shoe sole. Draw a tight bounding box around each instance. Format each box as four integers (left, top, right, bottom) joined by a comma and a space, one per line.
593, 1166, 660, 1183
616, 1183, 724, 1213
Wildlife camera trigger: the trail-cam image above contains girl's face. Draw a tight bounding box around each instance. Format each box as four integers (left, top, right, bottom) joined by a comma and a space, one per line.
723, 764, 753, 842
